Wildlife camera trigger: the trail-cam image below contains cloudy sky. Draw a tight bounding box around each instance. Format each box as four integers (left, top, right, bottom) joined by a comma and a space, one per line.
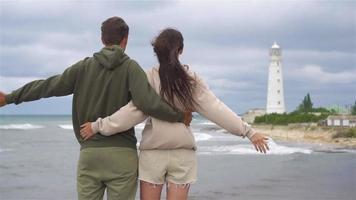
0, 0, 355, 115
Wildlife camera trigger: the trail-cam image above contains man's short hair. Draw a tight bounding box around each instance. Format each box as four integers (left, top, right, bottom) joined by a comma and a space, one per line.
101, 17, 129, 46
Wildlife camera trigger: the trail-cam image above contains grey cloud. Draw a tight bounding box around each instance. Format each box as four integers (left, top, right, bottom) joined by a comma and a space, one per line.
0, 0, 355, 114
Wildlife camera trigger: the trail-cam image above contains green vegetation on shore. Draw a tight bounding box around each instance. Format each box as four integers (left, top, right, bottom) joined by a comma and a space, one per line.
297, 93, 313, 113
352, 101, 356, 115
254, 94, 355, 125
254, 112, 329, 125
255, 93, 334, 125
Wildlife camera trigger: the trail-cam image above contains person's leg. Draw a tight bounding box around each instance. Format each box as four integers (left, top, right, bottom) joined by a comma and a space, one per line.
166, 149, 197, 200
77, 148, 106, 200
140, 180, 164, 200
138, 150, 168, 200
166, 183, 190, 200
103, 147, 138, 200
105, 173, 138, 200
77, 173, 105, 200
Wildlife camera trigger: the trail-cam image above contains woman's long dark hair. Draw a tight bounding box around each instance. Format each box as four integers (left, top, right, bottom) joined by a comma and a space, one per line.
152, 28, 197, 111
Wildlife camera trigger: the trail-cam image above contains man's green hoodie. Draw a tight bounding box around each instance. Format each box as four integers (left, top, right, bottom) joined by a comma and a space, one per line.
5, 45, 184, 149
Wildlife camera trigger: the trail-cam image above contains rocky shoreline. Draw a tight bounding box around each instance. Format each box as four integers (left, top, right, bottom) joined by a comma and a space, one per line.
252, 124, 356, 149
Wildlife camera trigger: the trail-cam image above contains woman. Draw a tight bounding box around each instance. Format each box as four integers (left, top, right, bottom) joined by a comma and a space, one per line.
80, 28, 269, 200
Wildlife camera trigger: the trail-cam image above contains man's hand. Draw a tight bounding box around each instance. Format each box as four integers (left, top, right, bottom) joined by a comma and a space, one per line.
0, 91, 7, 107
80, 122, 95, 140
183, 110, 193, 126
250, 133, 269, 154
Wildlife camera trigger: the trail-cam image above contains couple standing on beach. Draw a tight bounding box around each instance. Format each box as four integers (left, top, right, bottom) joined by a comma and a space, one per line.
0, 16, 269, 200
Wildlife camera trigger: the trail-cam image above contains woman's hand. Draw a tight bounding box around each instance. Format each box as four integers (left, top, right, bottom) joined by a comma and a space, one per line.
80, 122, 95, 140
250, 133, 269, 154
183, 110, 193, 126
0, 91, 7, 107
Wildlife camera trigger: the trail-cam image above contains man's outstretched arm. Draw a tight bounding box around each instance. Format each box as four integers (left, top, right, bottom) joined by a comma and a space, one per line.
127, 60, 184, 123
0, 60, 83, 106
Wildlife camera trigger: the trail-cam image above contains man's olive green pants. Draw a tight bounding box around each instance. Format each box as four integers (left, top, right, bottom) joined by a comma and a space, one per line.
77, 147, 138, 200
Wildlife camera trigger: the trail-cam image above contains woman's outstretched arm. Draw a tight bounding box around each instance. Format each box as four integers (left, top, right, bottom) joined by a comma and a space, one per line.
192, 72, 269, 153
193, 73, 255, 138
80, 101, 148, 140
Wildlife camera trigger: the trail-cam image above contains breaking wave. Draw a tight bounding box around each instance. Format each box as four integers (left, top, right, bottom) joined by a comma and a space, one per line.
0, 124, 44, 130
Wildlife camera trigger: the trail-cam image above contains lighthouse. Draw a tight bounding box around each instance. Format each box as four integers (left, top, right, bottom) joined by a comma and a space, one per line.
266, 42, 286, 114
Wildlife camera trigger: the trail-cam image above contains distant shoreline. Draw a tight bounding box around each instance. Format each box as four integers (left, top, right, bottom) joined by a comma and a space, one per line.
252, 124, 356, 149
1, 114, 355, 148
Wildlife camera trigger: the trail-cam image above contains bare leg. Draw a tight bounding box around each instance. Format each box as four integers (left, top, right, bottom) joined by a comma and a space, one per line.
140, 180, 164, 200
166, 182, 190, 200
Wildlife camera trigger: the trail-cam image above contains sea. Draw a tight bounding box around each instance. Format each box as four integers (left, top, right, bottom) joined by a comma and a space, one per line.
0, 115, 355, 200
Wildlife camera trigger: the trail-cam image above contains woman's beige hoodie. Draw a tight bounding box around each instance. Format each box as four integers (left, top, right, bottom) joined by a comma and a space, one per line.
91, 66, 256, 150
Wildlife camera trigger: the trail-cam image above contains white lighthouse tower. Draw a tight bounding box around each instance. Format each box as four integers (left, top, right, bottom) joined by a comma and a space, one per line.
266, 42, 286, 114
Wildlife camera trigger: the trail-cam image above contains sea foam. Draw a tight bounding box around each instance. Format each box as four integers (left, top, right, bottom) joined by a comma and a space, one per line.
0, 148, 12, 153
198, 138, 312, 155
199, 121, 215, 126
58, 124, 73, 130
194, 132, 213, 141
0, 123, 44, 130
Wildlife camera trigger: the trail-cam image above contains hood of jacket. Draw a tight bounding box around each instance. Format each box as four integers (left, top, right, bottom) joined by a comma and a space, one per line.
93, 45, 129, 70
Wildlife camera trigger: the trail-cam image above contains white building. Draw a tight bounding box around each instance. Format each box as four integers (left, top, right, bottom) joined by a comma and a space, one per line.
266, 42, 286, 114
327, 115, 356, 127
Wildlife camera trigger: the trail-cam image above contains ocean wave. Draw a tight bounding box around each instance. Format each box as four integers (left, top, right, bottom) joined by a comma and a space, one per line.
0, 148, 12, 153
194, 132, 213, 141
0, 123, 44, 130
192, 131, 245, 142
198, 138, 312, 155
313, 148, 356, 154
58, 124, 73, 130
199, 121, 216, 126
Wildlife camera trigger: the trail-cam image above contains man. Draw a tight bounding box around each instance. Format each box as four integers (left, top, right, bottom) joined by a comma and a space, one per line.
0, 17, 190, 200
